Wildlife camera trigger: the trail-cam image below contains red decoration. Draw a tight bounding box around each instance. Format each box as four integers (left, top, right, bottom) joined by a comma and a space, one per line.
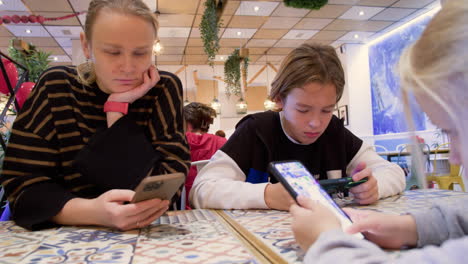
0, 58, 19, 95
28, 15, 37, 23
20, 15, 29, 23
2, 15, 11, 24
16, 82, 35, 109
0, 12, 85, 24
11, 15, 21, 23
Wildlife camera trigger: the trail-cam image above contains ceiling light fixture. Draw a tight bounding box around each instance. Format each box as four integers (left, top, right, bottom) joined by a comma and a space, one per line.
153, 40, 162, 55
236, 98, 248, 115
359, 10, 365, 16
0, 1, 4, 5
211, 67, 221, 114
25, 29, 32, 34
183, 53, 190, 106
254, 6, 259, 12
354, 34, 359, 39
53, 56, 58, 61
237, 31, 242, 36
264, 53, 275, 111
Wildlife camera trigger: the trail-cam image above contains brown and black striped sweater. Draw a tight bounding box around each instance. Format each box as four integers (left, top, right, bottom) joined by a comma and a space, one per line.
0, 66, 190, 230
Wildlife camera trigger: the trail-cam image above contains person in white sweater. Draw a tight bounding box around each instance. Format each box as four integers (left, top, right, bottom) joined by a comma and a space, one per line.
290, 1, 468, 263
190, 43, 405, 210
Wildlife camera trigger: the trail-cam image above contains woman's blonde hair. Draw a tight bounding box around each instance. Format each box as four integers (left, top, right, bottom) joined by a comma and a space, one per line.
399, 0, 468, 179
270, 43, 345, 105
77, 0, 159, 85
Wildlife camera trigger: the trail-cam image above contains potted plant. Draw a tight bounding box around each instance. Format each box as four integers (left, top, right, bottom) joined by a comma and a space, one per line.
8, 39, 52, 83
224, 48, 249, 97
200, 0, 223, 66
283, 0, 328, 10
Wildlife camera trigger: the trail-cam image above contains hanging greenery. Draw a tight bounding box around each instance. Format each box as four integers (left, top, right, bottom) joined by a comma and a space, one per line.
8, 39, 52, 83
200, 0, 222, 67
283, 0, 328, 10
224, 48, 249, 97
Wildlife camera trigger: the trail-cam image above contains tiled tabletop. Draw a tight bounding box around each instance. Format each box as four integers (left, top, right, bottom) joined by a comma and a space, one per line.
1, 189, 467, 264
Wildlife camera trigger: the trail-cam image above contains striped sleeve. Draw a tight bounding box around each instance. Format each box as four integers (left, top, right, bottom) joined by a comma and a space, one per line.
149, 71, 190, 176
0, 67, 77, 230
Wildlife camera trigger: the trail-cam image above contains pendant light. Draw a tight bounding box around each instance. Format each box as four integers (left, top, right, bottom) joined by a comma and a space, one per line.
263, 52, 275, 111
210, 67, 221, 114
183, 53, 190, 106
236, 97, 248, 114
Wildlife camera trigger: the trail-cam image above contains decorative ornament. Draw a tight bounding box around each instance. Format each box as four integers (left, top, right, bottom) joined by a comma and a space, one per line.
16, 82, 35, 109
0, 58, 19, 95
0, 12, 86, 25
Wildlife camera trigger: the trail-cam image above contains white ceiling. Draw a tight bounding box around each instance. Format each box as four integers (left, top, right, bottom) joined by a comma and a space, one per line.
0, 0, 441, 65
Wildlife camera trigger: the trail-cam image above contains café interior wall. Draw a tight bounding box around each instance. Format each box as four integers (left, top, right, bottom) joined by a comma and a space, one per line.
157, 64, 279, 138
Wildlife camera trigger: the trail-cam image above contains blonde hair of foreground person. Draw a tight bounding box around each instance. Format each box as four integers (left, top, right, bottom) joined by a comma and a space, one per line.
399, 0, 468, 181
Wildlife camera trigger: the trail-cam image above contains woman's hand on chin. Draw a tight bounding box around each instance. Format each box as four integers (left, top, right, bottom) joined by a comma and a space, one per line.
108, 65, 160, 103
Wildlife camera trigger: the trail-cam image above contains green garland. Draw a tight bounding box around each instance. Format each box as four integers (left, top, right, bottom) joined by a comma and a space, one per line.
283, 0, 328, 10
200, 0, 222, 66
8, 40, 51, 83
224, 49, 249, 97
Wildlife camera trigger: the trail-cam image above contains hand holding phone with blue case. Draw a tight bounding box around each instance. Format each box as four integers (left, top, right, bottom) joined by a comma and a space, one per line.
268, 160, 364, 239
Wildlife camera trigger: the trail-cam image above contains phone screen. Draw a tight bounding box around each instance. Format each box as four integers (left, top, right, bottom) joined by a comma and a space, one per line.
272, 161, 363, 239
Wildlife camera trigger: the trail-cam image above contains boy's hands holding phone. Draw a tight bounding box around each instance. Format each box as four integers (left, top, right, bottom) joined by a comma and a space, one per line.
290, 196, 341, 251
108, 65, 160, 103
349, 162, 379, 205
92, 189, 170, 231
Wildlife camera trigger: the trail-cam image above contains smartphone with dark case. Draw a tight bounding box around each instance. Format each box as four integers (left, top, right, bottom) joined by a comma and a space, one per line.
268, 160, 363, 239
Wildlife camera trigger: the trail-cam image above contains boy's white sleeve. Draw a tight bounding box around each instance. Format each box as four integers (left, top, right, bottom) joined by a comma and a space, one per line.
189, 150, 269, 209
346, 143, 406, 198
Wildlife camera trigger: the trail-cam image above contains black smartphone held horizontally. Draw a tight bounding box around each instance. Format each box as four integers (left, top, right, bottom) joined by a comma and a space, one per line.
268, 160, 364, 239
319, 177, 368, 195
131, 172, 185, 203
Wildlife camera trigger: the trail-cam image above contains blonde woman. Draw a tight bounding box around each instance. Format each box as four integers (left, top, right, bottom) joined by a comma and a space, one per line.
0, 0, 190, 230
290, 1, 468, 263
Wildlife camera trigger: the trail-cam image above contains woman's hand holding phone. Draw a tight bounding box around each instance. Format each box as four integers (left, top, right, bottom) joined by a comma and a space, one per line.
108, 65, 160, 103
52, 189, 170, 230
91, 189, 169, 230
290, 196, 341, 251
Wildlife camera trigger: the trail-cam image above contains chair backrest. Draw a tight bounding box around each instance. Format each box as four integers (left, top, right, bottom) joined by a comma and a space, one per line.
191, 159, 210, 172
432, 142, 453, 176
371, 145, 388, 153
